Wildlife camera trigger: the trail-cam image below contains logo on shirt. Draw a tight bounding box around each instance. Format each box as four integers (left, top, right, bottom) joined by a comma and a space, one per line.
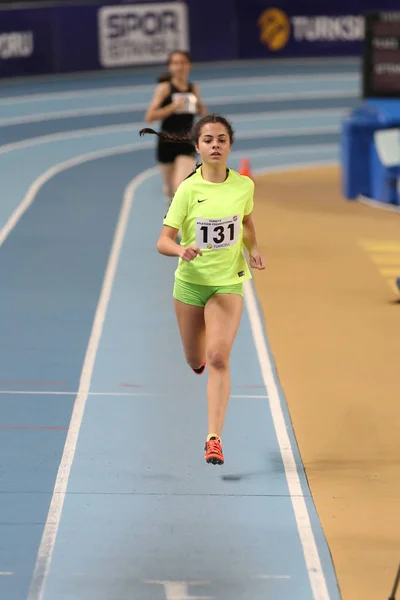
197, 198, 207, 203
238, 270, 245, 277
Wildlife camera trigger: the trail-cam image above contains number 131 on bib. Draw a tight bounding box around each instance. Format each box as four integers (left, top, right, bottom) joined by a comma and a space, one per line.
195, 215, 240, 250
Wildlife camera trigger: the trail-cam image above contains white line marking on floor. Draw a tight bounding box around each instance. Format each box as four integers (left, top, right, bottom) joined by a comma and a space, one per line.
0, 572, 13, 576
26, 165, 159, 600
244, 280, 330, 600
89, 391, 160, 396
230, 107, 348, 123
146, 581, 212, 600
0, 109, 338, 156
0, 89, 355, 126
233, 144, 337, 161
0, 106, 347, 133
12, 147, 337, 600
253, 160, 337, 176
0, 142, 149, 252
0, 120, 338, 160
238, 124, 339, 140
0, 103, 148, 126
0, 390, 267, 399
0, 73, 357, 105
0, 390, 77, 395
257, 574, 291, 579
230, 394, 268, 398
0, 122, 149, 156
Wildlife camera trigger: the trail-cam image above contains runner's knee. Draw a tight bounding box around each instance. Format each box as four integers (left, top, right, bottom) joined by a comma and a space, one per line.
185, 353, 205, 370
206, 348, 229, 371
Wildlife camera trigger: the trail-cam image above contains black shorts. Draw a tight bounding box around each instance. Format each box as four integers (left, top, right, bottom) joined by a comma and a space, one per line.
157, 138, 196, 164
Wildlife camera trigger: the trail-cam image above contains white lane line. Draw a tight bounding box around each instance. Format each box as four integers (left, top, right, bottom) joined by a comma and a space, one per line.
230, 107, 349, 123
231, 394, 268, 398
257, 575, 291, 579
0, 122, 148, 156
0, 572, 13, 576
0, 103, 148, 126
253, 159, 337, 175
0, 73, 358, 105
244, 279, 331, 600
24, 158, 335, 600
238, 124, 339, 140
231, 145, 337, 161
0, 390, 267, 399
0, 391, 76, 395
27, 166, 159, 600
0, 108, 342, 158
0, 89, 356, 126
19, 155, 335, 599
148, 580, 213, 600
0, 142, 151, 251
0, 113, 338, 157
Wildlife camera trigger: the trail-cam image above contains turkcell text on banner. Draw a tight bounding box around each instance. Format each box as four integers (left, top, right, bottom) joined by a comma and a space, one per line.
258, 8, 364, 52
98, 2, 189, 68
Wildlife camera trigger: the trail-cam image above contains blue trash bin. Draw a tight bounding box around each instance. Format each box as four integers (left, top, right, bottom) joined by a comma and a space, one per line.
340, 105, 382, 200
341, 99, 400, 203
370, 138, 400, 205
368, 100, 400, 205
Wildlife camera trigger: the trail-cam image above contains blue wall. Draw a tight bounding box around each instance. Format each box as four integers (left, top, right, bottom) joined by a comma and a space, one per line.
0, 0, 398, 78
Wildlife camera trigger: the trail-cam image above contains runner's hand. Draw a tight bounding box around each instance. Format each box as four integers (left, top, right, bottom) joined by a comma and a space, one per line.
173, 97, 186, 112
250, 250, 265, 270
180, 246, 203, 262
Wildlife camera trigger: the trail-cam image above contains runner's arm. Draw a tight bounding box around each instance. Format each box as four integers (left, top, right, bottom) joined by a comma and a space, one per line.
242, 212, 258, 254
156, 226, 202, 261
192, 84, 208, 116
243, 213, 265, 269
145, 83, 183, 123
156, 226, 182, 256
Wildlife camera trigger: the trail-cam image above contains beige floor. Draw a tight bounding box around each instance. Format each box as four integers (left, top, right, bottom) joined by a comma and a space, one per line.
252, 166, 400, 600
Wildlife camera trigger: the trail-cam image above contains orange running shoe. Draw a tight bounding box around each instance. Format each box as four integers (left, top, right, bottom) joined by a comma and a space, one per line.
192, 361, 206, 375
204, 436, 224, 465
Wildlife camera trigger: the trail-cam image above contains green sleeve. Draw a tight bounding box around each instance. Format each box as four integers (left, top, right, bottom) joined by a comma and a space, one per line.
244, 180, 255, 216
163, 183, 188, 229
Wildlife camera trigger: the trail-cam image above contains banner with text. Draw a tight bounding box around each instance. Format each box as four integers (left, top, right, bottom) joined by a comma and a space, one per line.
98, 2, 189, 68
0, 6, 54, 78
2, 0, 400, 79
236, 0, 400, 59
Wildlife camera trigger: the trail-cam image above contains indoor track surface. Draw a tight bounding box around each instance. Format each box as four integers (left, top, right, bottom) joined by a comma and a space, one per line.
1, 57, 386, 600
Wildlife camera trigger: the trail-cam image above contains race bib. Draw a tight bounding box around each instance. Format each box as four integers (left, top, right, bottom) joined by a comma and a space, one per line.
195, 215, 240, 250
171, 92, 198, 114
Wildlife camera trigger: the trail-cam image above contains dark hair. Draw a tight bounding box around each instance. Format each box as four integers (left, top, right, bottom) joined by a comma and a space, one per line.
157, 51, 190, 84
168, 50, 191, 65
157, 72, 171, 83
139, 114, 235, 145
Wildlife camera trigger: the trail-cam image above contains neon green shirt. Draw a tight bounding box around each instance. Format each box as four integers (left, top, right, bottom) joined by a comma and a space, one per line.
163, 166, 254, 286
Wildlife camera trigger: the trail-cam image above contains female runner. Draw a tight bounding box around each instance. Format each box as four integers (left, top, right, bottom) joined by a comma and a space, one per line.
145, 50, 207, 200
140, 115, 265, 466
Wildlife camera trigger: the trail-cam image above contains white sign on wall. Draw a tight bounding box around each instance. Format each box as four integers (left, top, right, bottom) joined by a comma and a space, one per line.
98, 2, 189, 67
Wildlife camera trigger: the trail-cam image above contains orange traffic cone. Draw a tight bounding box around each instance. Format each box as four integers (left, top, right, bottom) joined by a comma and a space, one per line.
239, 158, 253, 179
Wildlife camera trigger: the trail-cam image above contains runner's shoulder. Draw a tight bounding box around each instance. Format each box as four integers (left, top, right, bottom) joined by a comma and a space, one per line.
229, 168, 254, 190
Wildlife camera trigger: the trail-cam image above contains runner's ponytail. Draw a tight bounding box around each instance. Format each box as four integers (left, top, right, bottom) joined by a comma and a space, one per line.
140, 115, 234, 146
139, 128, 191, 143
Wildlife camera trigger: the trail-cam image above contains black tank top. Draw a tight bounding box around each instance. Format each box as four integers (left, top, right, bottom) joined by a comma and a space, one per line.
160, 82, 197, 135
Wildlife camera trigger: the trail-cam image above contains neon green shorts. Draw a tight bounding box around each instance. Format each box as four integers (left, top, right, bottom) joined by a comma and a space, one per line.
173, 277, 243, 307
